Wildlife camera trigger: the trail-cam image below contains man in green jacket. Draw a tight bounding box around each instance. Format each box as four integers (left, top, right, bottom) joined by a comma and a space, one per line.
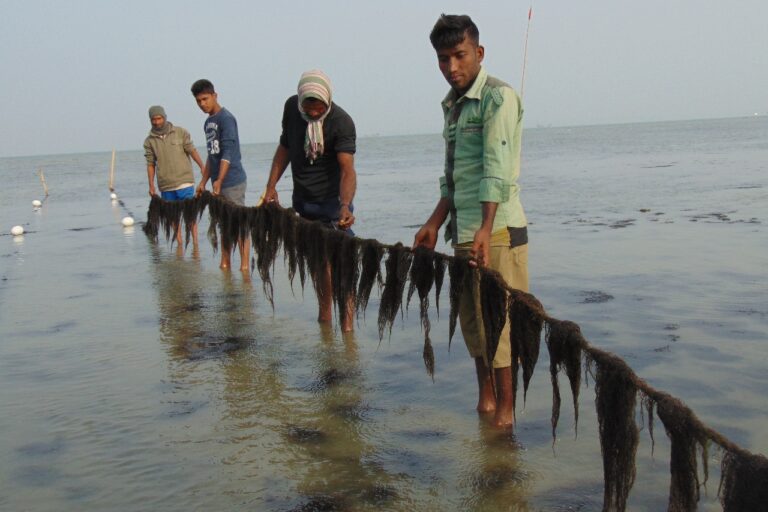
413, 14, 529, 429
144, 105, 205, 247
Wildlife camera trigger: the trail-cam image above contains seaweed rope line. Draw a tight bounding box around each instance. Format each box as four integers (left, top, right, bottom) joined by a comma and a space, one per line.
143, 193, 768, 511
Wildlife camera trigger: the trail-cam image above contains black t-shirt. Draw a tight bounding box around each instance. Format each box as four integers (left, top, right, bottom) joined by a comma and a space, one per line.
279, 95, 356, 202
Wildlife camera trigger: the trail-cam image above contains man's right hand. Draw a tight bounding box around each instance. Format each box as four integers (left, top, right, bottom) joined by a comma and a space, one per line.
263, 186, 279, 205
148, 186, 157, 198
413, 224, 438, 251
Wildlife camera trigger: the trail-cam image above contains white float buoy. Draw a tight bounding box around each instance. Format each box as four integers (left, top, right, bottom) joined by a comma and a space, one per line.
32, 199, 42, 207
121, 216, 135, 227
110, 192, 118, 200
11, 225, 24, 236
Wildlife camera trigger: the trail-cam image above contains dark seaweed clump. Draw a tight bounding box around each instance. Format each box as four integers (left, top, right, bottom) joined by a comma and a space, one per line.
590, 350, 639, 512
356, 239, 385, 318
141, 193, 768, 512
508, 291, 544, 406
719, 450, 768, 511
407, 246, 437, 378
327, 228, 360, 326
656, 395, 708, 512
377, 243, 413, 341
433, 253, 447, 318
545, 319, 583, 440
447, 256, 469, 349
479, 268, 508, 370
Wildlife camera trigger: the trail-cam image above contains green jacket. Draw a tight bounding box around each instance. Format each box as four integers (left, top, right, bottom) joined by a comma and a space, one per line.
143, 124, 196, 192
439, 67, 527, 244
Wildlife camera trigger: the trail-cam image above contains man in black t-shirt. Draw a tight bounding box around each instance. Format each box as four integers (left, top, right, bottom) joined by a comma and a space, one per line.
263, 70, 358, 332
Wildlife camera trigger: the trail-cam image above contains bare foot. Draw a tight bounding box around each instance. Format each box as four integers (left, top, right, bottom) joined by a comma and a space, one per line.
492, 405, 515, 429
492, 366, 515, 429
475, 357, 497, 413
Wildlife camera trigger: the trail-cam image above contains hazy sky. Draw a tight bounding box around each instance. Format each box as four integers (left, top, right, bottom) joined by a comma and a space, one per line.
1, 0, 765, 157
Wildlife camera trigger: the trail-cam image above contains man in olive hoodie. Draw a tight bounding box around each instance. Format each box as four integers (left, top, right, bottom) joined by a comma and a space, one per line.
143, 105, 205, 247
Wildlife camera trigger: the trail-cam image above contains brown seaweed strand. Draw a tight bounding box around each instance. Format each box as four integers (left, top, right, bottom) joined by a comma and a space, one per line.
328, 229, 360, 327
181, 197, 198, 248
718, 450, 768, 511
408, 246, 436, 335
206, 195, 221, 254
409, 246, 438, 378
252, 205, 276, 308
641, 394, 656, 456
544, 319, 583, 439
281, 208, 299, 290
356, 239, 385, 318
447, 256, 469, 348
656, 395, 705, 512
142, 196, 162, 241
377, 243, 412, 341
433, 253, 447, 319
479, 268, 508, 372
423, 335, 435, 381
508, 290, 544, 405
590, 349, 639, 512
294, 217, 313, 292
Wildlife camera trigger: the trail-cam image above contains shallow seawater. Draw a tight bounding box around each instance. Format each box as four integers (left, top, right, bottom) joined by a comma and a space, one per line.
1, 117, 766, 510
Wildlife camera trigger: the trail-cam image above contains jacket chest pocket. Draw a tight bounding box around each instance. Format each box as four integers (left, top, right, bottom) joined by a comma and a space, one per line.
459, 109, 484, 140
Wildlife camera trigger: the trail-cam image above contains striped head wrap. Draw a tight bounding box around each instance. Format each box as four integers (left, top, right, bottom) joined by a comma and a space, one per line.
297, 69, 333, 164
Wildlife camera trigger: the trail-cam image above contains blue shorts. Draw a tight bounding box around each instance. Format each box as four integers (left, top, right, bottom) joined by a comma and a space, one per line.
161, 186, 195, 201
293, 196, 355, 236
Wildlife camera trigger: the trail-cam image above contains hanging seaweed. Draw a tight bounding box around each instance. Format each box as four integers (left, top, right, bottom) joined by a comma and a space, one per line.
356, 239, 385, 318
719, 450, 768, 511
205, 194, 224, 253
377, 243, 412, 341
433, 253, 447, 319
252, 204, 284, 308
181, 196, 203, 248
407, 246, 436, 335
508, 291, 544, 406
141, 194, 768, 511
656, 395, 708, 512
294, 216, 314, 292
641, 393, 656, 455
407, 246, 438, 378
590, 350, 639, 512
327, 229, 360, 327
423, 335, 435, 381
280, 208, 299, 289
479, 268, 508, 370
447, 256, 469, 348
545, 319, 583, 440
142, 195, 162, 241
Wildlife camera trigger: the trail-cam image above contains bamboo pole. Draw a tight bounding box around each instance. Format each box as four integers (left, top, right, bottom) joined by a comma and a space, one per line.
108, 149, 116, 191
520, 6, 533, 100
38, 168, 49, 197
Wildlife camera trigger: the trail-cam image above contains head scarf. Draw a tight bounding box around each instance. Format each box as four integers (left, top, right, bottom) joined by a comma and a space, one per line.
297, 70, 332, 164
148, 105, 171, 136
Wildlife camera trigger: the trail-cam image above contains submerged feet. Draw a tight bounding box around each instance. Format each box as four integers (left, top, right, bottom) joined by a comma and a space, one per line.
475, 359, 515, 430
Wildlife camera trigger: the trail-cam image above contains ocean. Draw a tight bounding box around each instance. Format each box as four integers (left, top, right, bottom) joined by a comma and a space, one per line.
1, 116, 766, 510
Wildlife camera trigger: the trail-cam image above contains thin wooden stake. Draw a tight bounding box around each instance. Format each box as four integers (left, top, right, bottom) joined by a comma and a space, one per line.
38, 168, 49, 196
108, 149, 116, 192
520, 6, 533, 100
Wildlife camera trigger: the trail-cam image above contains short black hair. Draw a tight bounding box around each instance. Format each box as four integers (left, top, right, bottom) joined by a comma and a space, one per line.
429, 14, 480, 50
191, 79, 215, 96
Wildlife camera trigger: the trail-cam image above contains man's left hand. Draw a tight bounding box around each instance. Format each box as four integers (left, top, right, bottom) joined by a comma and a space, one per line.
470, 228, 491, 267
212, 180, 222, 196
337, 204, 355, 230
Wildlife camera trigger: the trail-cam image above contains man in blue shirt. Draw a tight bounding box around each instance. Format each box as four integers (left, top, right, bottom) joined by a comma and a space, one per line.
191, 79, 250, 271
